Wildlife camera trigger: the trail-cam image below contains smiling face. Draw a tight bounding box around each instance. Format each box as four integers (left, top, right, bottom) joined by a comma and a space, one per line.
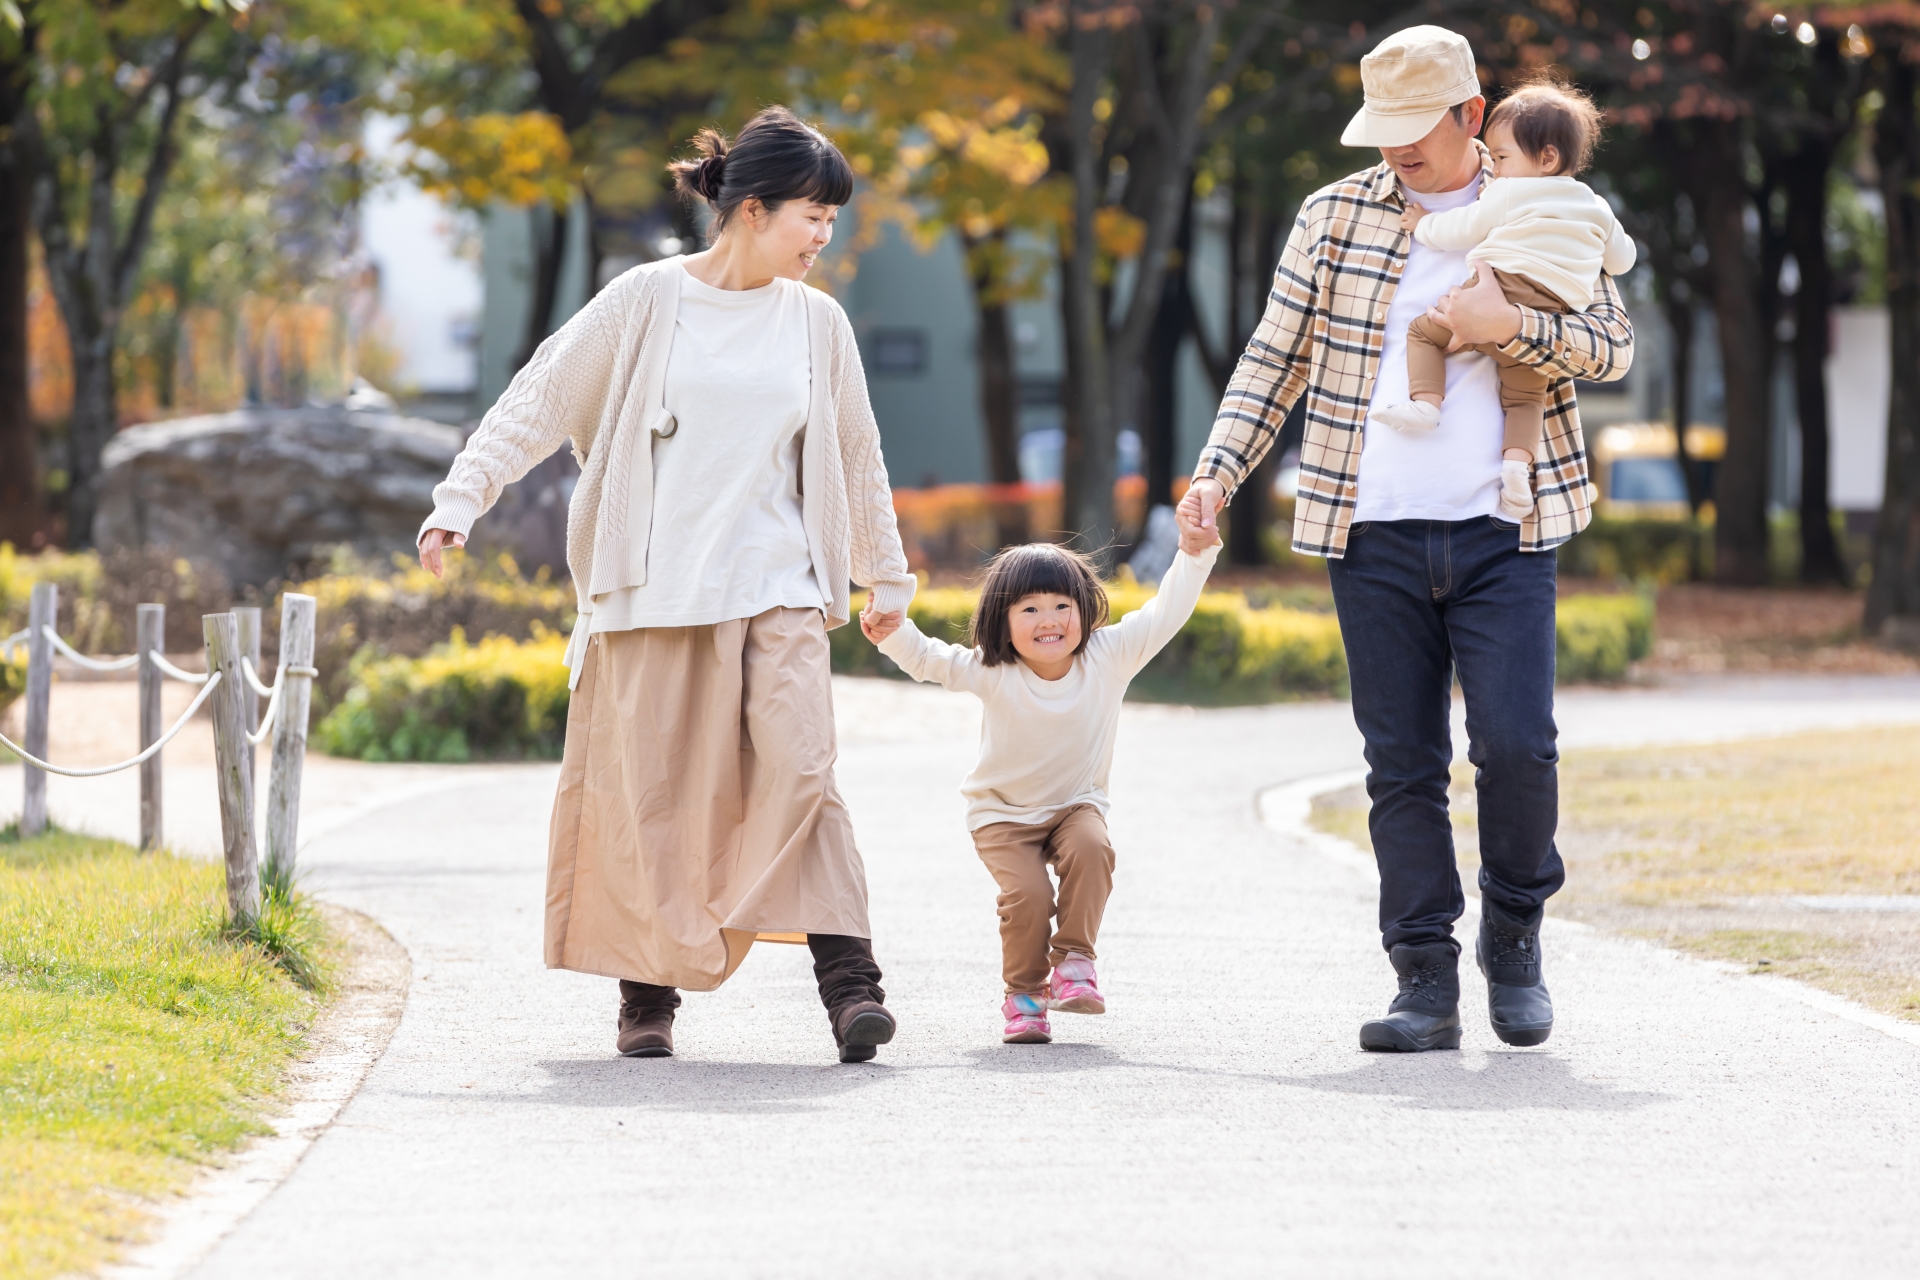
1379, 96, 1485, 194
1007, 592, 1083, 674
1485, 120, 1561, 179
736, 196, 837, 281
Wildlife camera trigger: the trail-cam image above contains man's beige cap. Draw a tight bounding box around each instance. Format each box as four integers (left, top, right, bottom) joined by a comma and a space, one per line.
1341, 26, 1482, 149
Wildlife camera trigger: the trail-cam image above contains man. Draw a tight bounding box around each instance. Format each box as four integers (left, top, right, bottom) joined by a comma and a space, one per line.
1181, 26, 1632, 1051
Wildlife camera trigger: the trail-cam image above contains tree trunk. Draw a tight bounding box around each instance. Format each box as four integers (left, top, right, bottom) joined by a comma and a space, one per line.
964, 229, 1027, 548
514, 200, 571, 372
1783, 146, 1846, 585
0, 106, 36, 547
1865, 55, 1920, 635
1140, 198, 1194, 512
1664, 287, 1703, 512
1059, 16, 1116, 558
1691, 121, 1773, 585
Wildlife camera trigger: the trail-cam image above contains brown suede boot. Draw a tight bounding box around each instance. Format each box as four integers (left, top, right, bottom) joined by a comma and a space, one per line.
829, 1000, 896, 1064
616, 980, 679, 1058
617, 1005, 674, 1057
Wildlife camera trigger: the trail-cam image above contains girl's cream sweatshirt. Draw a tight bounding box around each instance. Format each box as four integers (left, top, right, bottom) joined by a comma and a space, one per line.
876, 545, 1220, 830
419, 257, 917, 688
1412, 175, 1637, 311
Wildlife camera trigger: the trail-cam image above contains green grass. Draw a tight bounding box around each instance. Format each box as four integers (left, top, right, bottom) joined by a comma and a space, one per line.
0, 827, 329, 1280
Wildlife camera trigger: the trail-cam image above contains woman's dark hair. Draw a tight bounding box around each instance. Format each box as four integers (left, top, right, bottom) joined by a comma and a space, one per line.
969, 543, 1110, 668
1485, 77, 1602, 176
667, 106, 855, 236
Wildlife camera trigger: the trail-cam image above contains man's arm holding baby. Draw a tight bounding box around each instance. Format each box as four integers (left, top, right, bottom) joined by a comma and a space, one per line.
1427, 267, 1633, 382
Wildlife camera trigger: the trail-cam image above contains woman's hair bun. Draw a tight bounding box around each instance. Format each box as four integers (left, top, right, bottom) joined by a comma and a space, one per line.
668, 127, 733, 204
690, 152, 727, 201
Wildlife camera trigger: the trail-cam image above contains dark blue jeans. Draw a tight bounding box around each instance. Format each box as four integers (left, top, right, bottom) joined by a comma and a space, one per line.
1327, 516, 1565, 954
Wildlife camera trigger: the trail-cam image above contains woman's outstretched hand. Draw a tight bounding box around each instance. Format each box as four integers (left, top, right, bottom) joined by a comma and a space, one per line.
860, 603, 902, 644
418, 528, 467, 579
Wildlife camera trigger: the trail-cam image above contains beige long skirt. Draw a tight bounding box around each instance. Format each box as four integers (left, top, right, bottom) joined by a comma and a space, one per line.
544, 606, 871, 990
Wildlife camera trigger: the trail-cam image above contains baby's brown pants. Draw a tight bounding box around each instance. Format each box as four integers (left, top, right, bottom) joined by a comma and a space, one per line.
970, 804, 1116, 995
1405, 267, 1571, 459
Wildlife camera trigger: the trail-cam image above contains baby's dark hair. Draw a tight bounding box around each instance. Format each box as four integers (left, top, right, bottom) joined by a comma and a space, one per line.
667, 105, 855, 238
969, 543, 1110, 667
1485, 77, 1603, 176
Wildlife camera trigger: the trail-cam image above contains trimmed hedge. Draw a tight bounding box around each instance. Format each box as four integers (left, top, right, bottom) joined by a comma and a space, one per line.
835, 583, 1655, 697
1555, 592, 1656, 682
290, 550, 575, 720
312, 626, 570, 762
306, 584, 1656, 760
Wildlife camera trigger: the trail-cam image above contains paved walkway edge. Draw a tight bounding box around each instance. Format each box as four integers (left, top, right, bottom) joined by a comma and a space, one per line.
1258, 768, 1920, 1051
101, 906, 412, 1280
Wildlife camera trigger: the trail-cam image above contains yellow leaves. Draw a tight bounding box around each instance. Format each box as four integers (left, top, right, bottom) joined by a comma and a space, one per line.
913, 111, 1047, 187
1094, 205, 1145, 260
401, 112, 577, 212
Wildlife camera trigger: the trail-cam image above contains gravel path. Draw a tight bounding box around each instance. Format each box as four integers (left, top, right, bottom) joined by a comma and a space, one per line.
10, 675, 1920, 1276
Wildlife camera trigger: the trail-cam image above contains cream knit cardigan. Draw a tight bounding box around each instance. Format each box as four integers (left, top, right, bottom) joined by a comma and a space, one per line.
419, 257, 918, 687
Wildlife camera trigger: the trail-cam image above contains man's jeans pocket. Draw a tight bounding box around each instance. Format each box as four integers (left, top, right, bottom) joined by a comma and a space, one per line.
1350, 521, 1372, 536
1489, 515, 1521, 531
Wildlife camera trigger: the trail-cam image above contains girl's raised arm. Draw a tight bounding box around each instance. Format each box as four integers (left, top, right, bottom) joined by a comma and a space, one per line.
876, 617, 992, 695
1102, 543, 1222, 676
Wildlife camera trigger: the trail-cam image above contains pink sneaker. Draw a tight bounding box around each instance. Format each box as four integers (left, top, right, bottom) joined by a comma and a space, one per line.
1048, 954, 1105, 1015
1001, 993, 1052, 1044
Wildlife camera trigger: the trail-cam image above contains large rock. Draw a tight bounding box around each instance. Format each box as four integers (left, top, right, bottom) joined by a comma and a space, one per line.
94, 408, 464, 588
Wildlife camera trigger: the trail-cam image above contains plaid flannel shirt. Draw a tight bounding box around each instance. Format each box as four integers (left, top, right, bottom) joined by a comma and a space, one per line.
1194, 148, 1634, 557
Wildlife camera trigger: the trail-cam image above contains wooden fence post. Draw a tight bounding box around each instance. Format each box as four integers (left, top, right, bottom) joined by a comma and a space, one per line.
20, 581, 55, 837
235, 605, 261, 789
137, 603, 164, 852
203, 612, 259, 929
263, 593, 315, 897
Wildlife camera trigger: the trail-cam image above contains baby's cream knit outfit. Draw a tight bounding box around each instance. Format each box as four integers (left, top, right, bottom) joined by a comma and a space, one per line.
1412, 174, 1637, 310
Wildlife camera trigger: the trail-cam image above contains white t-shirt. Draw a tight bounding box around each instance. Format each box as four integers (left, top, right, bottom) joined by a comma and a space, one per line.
875, 545, 1220, 830
1354, 175, 1506, 524
589, 266, 823, 631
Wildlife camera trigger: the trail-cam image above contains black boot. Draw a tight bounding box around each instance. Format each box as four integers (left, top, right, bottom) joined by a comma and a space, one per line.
809, 934, 896, 1063
616, 980, 680, 1058
1477, 900, 1553, 1046
1360, 943, 1462, 1052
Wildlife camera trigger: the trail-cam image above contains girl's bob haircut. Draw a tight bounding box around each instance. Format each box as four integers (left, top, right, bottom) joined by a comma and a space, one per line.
667, 105, 855, 238
969, 543, 1110, 667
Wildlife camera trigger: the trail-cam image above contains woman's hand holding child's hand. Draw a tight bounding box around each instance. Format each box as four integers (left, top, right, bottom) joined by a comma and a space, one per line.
860, 603, 903, 644
1175, 500, 1220, 555
1400, 202, 1428, 234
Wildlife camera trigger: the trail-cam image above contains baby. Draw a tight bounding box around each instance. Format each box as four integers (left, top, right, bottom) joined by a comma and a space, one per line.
1373, 78, 1636, 521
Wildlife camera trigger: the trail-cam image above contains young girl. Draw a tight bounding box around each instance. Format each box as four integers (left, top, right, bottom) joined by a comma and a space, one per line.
1373, 78, 1636, 521
859, 511, 1219, 1043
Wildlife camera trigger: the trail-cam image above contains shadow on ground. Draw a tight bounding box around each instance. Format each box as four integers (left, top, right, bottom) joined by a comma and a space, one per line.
1273, 1049, 1670, 1113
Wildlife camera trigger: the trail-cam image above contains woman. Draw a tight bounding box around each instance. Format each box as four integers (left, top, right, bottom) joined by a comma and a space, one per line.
417, 107, 917, 1063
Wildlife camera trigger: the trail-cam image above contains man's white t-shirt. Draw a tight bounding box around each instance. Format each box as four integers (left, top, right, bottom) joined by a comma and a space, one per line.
1354, 175, 1506, 524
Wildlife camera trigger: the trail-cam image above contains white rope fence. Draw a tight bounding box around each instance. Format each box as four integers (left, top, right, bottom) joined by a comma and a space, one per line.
148, 651, 210, 685
9, 586, 319, 929
41, 626, 141, 672
239, 656, 319, 747
0, 672, 224, 776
